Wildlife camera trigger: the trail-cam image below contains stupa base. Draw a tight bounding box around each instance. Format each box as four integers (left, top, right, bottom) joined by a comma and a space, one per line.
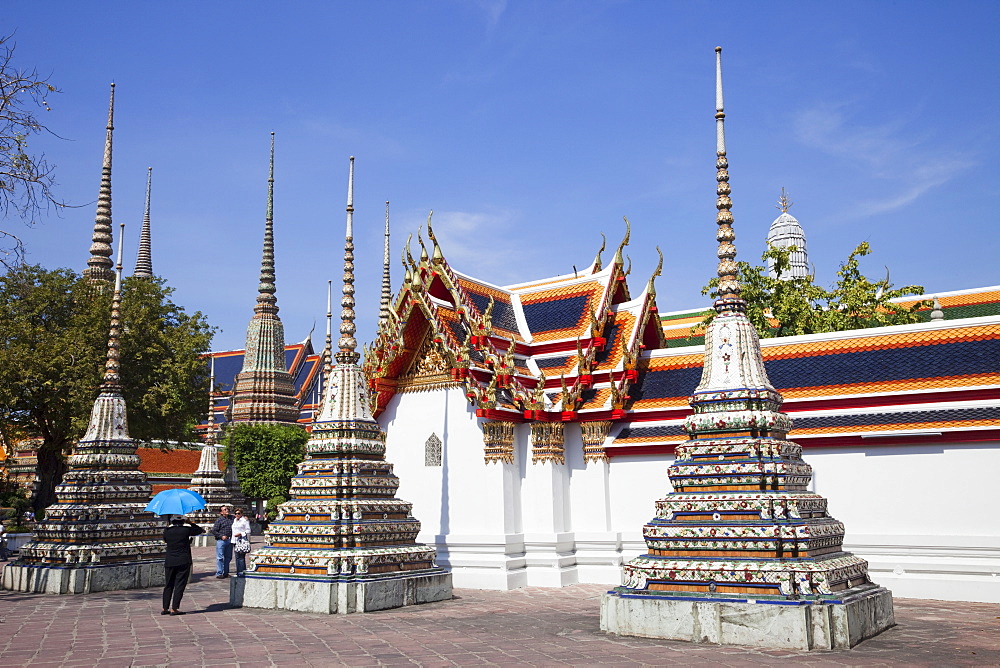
1, 560, 165, 595
600, 584, 894, 650
232, 570, 453, 614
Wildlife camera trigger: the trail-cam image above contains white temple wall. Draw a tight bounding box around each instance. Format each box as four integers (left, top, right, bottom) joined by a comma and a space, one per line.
803, 442, 1000, 604
607, 453, 674, 563
383, 387, 528, 590
382, 391, 999, 602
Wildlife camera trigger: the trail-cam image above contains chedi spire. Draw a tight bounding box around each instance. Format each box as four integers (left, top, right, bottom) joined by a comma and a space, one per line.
83, 83, 117, 287
380, 200, 392, 327
228, 133, 299, 425
133, 167, 154, 279
237, 156, 452, 614
601, 47, 894, 650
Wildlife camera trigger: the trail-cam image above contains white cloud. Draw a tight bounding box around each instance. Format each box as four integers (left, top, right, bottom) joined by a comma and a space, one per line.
792, 103, 973, 219
398, 208, 533, 286
476, 0, 507, 29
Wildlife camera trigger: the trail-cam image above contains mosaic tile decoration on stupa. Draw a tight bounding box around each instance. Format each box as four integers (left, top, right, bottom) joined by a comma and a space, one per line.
606, 45, 891, 611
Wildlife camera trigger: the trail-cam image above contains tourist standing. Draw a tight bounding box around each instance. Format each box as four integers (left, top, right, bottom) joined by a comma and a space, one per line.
210, 504, 234, 578
0, 525, 9, 561
231, 507, 252, 577
162, 515, 204, 615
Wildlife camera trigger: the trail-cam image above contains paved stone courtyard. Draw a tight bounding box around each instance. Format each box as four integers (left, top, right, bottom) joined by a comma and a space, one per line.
1, 543, 997, 666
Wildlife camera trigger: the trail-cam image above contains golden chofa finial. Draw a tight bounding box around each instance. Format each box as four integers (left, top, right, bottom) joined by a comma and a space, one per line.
776, 187, 793, 213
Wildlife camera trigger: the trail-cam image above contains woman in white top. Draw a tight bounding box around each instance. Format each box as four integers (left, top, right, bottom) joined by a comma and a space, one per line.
231, 507, 252, 577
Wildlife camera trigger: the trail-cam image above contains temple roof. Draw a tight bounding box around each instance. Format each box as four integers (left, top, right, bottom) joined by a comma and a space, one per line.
611, 315, 1000, 456
363, 220, 662, 422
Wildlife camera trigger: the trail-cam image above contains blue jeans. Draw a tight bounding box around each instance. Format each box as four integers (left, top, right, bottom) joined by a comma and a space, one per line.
215, 538, 233, 576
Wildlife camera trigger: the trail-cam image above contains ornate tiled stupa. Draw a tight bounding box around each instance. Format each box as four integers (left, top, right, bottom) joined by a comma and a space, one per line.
228, 133, 300, 425
600, 48, 895, 650
766, 188, 810, 279
133, 167, 154, 279
2, 219, 166, 594
236, 157, 452, 614
83, 84, 117, 288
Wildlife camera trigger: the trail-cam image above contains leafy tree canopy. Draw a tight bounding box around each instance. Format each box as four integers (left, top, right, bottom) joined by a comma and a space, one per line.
701, 242, 928, 338
224, 423, 307, 516
1, 34, 63, 271
0, 264, 215, 509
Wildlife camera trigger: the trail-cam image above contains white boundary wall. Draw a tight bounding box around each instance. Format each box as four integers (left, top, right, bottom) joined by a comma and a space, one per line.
381, 386, 1000, 603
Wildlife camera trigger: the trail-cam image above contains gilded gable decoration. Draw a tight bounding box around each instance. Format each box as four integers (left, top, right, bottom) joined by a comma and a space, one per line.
482, 420, 516, 464
581, 420, 613, 463
530, 422, 565, 465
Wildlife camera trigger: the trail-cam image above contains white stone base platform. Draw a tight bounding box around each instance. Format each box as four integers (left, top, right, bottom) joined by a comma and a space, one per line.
600, 585, 895, 650
231, 570, 453, 614
191, 534, 214, 548
1, 560, 165, 595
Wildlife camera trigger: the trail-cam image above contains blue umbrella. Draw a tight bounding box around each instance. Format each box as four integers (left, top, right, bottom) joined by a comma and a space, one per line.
145, 488, 207, 516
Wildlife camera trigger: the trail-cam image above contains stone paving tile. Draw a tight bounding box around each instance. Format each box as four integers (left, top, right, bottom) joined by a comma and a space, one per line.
1, 544, 999, 666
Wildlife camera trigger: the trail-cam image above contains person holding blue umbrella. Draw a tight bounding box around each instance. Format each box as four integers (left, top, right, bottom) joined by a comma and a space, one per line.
162, 515, 204, 615
146, 488, 207, 516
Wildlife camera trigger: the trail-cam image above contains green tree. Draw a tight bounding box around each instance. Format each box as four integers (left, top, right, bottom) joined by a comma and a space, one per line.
1, 34, 63, 271
701, 242, 927, 338
224, 423, 308, 518
0, 265, 215, 510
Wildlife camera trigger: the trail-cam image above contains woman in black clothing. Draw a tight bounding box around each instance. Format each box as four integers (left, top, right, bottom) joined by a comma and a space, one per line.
162, 515, 204, 616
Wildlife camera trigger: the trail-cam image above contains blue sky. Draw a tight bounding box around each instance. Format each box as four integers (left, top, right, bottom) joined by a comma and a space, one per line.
6, 2, 998, 351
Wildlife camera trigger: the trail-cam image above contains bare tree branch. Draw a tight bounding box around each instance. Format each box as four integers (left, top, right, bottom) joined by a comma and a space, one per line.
0, 33, 64, 272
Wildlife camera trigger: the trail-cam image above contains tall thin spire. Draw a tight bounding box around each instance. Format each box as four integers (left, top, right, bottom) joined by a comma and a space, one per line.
713, 47, 742, 313
133, 167, 154, 278
205, 356, 217, 445
776, 187, 793, 213
102, 221, 127, 390
324, 279, 333, 367
380, 200, 392, 326
84, 83, 116, 286
335, 156, 359, 364
257, 132, 278, 312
